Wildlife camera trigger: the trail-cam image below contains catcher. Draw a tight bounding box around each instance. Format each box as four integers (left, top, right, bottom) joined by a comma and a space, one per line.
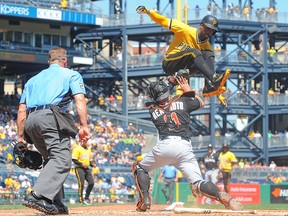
132, 76, 243, 212
136, 6, 228, 107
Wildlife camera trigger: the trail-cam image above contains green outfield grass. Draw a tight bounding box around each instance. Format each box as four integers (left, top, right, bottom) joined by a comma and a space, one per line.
0, 203, 287, 210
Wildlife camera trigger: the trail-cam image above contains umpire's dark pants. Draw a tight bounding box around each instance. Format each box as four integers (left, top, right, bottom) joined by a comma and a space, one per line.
161, 178, 175, 204
75, 167, 94, 202
24, 109, 71, 201
220, 170, 231, 193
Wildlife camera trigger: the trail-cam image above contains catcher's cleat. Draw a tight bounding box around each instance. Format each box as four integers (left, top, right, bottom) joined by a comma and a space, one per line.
136, 195, 152, 212
217, 94, 227, 108
217, 192, 244, 211
202, 69, 230, 97
22, 192, 58, 215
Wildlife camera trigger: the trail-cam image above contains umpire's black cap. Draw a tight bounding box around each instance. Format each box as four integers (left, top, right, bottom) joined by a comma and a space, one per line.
208, 144, 213, 149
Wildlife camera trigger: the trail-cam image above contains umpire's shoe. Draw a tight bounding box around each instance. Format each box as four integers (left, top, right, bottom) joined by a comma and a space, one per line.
22, 191, 59, 215
202, 69, 230, 97
217, 192, 243, 211
54, 199, 69, 215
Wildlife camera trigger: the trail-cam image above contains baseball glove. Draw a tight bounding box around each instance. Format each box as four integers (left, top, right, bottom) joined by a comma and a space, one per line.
136, 6, 149, 14
11, 140, 43, 170
174, 69, 189, 80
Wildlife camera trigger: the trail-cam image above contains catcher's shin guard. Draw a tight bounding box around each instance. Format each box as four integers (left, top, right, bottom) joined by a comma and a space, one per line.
132, 162, 151, 212
216, 192, 244, 211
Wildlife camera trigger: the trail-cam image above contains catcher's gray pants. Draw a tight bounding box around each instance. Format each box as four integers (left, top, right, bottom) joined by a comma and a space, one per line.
24, 109, 71, 201
140, 138, 203, 184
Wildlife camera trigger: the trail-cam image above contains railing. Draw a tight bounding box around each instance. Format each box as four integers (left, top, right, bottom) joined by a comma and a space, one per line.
101, 10, 288, 27
89, 51, 287, 72
3, 0, 288, 25
190, 135, 288, 150
0, 41, 82, 56
95, 93, 288, 112
232, 167, 288, 182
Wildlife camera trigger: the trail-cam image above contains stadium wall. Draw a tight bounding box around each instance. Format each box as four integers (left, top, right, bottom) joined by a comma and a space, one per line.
152, 181, 288, 205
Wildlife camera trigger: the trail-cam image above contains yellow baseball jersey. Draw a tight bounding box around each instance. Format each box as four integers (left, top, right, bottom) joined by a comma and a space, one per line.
148, 11, 212, 55
72, 145, 92, 167
218, 151, 237, 172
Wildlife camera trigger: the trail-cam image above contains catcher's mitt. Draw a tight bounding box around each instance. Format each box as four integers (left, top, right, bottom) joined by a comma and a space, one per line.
11, 141, 43, 170
174, 69, 189, 80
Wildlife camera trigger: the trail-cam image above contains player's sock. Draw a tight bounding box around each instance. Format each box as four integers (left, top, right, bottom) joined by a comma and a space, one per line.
194, 55, 215, 82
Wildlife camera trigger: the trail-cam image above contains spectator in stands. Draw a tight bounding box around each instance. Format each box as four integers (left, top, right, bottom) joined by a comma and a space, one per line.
218, 143, 237, 193
195, 5, 201, 19
238, 159, 244, 169
21, 179, 31, 189
243, 5, 250, 20
207, 3, 212, 14
268, 47, 277, 63
18, 172, 29, 183
269, 161, 277, 170
100, 178, 109, 194
60, 0, 68, 9
117, 174, 125, 184
4, 174, 13, 189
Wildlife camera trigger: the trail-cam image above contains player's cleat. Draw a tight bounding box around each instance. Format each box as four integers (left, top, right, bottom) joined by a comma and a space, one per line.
83, 198, 92, 205
202, 69, 230, 97
217, 192, 243, 211
22, 191, 59, 215
217, 94, 227, 108
203, 86, 226, 97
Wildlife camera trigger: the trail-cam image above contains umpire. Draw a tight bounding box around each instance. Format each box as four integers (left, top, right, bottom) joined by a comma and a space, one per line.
157, 165, 178, 205
17, 47, 90, 215
72, 141, 96, 205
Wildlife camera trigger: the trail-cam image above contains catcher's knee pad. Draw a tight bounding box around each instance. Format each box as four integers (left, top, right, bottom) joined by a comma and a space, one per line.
190, 180, 204, 198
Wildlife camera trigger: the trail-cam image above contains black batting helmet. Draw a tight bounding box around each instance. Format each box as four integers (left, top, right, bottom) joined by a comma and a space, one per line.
146, 80, 170, 104
201, 15, 219, 32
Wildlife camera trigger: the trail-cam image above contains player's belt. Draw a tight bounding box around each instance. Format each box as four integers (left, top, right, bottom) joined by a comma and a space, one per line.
160, 136, 191, 142
27, 104, 52, 114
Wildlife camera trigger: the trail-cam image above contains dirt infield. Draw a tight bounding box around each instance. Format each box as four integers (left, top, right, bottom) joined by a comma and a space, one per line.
0, 204, 287, 216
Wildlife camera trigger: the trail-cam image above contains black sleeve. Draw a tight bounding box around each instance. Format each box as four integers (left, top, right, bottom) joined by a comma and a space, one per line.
72, 159, 82, 167
185, 97, 201, 113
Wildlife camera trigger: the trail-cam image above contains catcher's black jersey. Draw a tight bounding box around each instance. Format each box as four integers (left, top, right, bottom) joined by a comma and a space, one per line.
148, 92, 201, 138
201, 152, 219, 170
